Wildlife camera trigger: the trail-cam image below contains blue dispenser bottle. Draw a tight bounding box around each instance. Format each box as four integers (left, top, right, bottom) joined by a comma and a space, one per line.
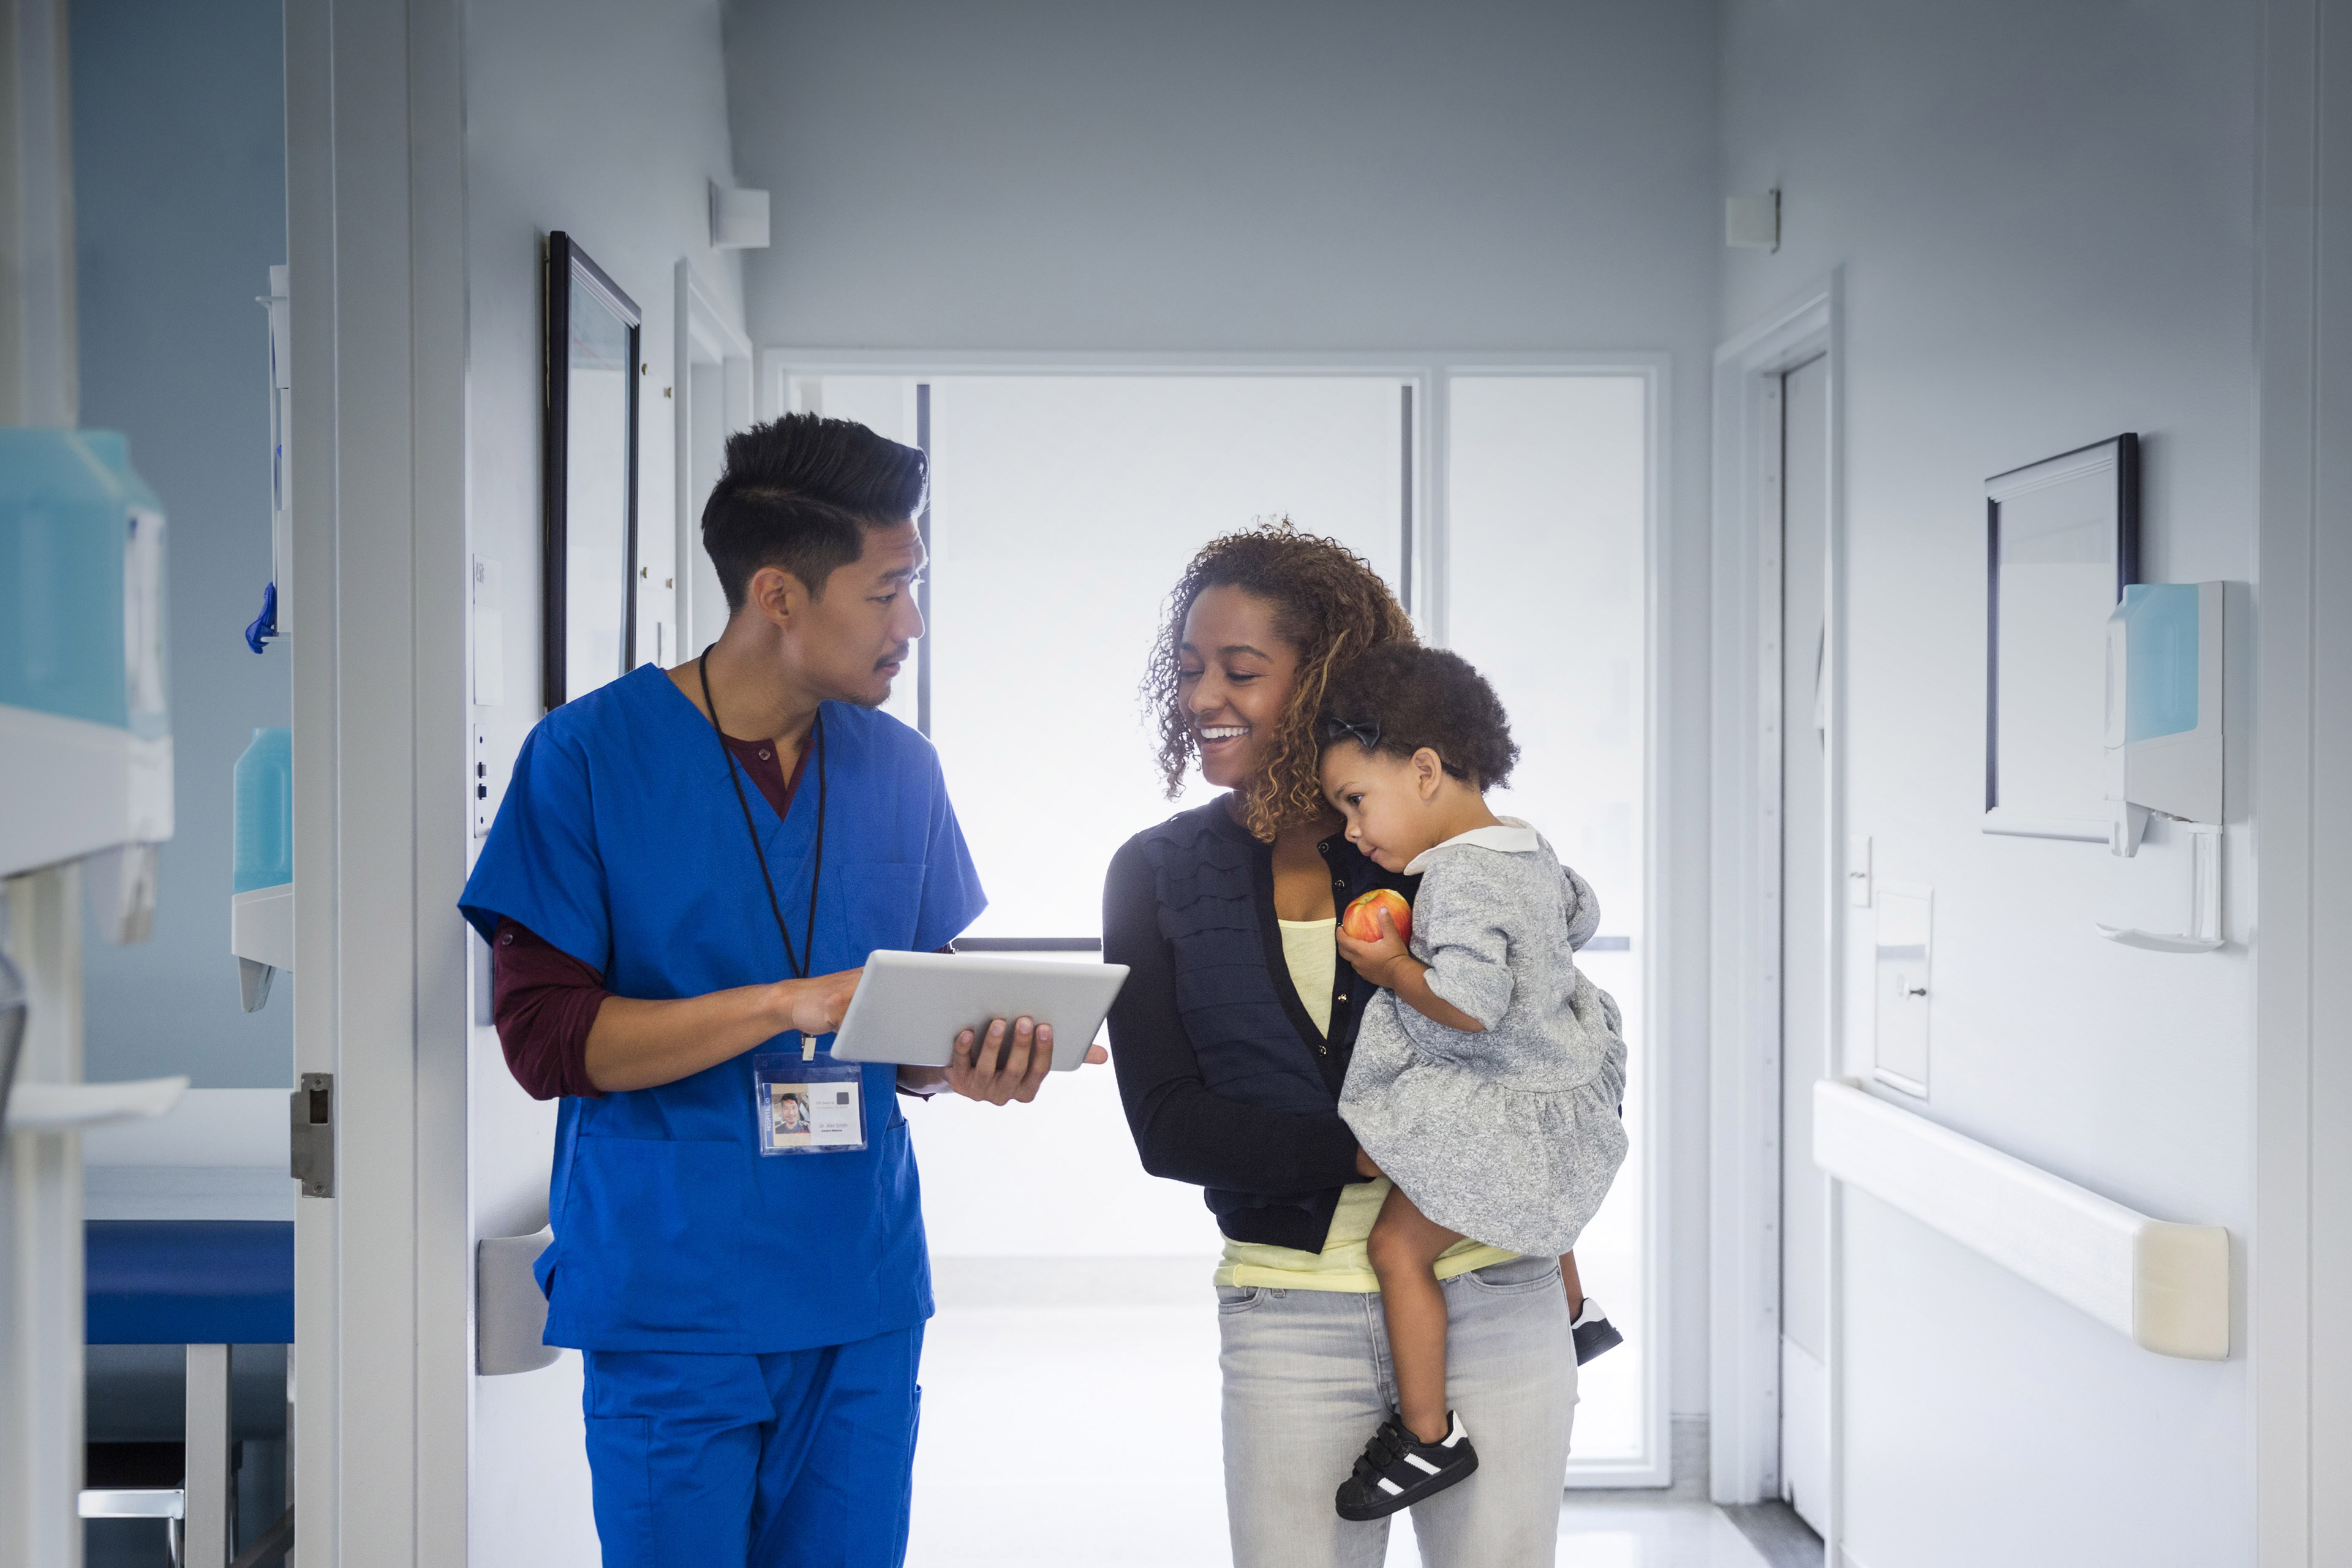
232, 726, 295, 1011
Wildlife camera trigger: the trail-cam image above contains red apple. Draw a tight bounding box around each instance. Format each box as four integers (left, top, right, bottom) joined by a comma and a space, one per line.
1342, 889, 1412, 946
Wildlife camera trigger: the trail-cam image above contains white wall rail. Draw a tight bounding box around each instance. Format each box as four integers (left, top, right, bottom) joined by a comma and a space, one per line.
1813, 1079, 2228, 1360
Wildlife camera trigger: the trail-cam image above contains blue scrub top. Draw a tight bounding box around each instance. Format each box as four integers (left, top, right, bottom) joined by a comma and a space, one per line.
460, 664, 986, 1354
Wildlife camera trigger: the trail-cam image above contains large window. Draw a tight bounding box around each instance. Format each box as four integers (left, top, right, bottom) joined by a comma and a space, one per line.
794, 372, 1409, 938
1448, 373, 1653, 1470
783, 364, 1659, 1482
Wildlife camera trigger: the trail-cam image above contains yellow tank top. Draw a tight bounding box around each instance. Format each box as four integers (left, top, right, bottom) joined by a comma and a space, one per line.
1212, 918, 1517, 1292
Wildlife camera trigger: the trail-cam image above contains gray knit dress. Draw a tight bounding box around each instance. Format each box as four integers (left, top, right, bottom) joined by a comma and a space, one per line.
1338, 820, 1629, 1258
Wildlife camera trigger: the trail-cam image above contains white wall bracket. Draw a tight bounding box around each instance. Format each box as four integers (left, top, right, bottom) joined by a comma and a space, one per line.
476, 1226, 558, 1374
2097, 821, 2223, 952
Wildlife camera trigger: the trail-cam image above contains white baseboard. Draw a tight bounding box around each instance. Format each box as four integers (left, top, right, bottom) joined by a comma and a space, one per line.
1779, 1336, 1829, 1534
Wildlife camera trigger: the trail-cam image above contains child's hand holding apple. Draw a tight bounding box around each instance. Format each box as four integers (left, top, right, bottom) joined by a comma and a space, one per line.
1336, 889, 1417, 989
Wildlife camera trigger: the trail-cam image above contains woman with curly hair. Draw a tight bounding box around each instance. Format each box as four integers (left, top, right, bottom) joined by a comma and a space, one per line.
1102, 523, 1581, 1567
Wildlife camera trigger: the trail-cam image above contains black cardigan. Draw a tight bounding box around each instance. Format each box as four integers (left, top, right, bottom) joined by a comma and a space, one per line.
1102, 799, 1417, 1254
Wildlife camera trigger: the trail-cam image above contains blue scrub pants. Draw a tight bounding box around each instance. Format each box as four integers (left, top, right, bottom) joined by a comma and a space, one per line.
581, 1325, 924, 1568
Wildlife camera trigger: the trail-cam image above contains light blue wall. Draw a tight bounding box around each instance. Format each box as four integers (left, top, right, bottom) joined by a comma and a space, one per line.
72, 0, 290, 1088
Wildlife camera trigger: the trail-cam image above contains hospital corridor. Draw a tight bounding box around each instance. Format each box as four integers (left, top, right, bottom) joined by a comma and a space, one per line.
1, 1, 2346, 1566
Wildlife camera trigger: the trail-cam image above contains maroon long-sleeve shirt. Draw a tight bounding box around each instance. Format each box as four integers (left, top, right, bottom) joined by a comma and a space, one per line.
490, 731, 809, 1101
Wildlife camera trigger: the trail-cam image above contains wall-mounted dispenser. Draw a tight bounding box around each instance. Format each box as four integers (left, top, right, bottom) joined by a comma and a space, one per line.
0, 428, 175, 892
232, 727, 294, 1010
246, 265, 290, 654
2103, 581, 2223, 856
2098, 582, 2225, 951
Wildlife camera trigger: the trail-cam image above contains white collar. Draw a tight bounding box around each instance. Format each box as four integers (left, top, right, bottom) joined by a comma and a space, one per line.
1403, 816, 1541, 875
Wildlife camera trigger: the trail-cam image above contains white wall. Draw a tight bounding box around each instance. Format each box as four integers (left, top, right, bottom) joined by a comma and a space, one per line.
462, 2, 745, 1559
725, 0, 1724, 1419
1721, 3, 2260, 1561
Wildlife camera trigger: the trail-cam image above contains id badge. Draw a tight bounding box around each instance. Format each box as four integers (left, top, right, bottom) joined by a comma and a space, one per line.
754, 1048, 867, 1156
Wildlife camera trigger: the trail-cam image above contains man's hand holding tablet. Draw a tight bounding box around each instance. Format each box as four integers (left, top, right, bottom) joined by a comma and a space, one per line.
893, 1015, 1110, 1106
835, 950, 1126, 1103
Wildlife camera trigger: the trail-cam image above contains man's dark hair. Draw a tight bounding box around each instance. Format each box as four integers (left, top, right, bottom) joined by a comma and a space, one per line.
1317, 643, 1519, 790
701, 413, 928, 612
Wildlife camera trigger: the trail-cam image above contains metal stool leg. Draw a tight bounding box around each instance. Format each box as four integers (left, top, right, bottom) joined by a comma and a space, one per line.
184, 1345, 231, 1568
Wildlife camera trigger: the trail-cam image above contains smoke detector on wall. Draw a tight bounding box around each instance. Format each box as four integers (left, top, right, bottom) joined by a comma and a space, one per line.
1726, 190, 1780, 252
711, 183, 771, 250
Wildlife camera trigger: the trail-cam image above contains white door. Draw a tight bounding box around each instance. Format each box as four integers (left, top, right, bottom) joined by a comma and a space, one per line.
1777, 352, 1831, 1533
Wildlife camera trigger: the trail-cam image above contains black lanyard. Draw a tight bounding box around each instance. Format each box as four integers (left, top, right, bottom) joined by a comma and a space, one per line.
699, 652, 827, 981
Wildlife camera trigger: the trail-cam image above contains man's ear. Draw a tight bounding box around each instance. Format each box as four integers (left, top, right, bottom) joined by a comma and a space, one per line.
745, 564, 811, 627
1412, 748, 1447, 800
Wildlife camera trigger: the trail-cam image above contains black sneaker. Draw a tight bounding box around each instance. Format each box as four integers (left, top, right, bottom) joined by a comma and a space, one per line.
1334, 1411, 1478, 1521
1571, 1297, 1624, 1365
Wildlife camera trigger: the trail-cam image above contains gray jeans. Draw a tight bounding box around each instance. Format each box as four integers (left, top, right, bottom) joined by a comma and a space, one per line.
1218, 1253, 1577, 1567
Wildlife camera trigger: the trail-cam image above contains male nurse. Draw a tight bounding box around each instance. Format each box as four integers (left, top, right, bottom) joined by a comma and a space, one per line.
459, 413, 1098, 1568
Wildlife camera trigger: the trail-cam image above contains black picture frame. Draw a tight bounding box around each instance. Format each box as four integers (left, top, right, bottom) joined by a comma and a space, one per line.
1983, 432, 2141, 840
542, 232, 642, 709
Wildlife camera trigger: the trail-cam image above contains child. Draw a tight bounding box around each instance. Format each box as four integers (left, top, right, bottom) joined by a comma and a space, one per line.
1317, 643, 1629, 1522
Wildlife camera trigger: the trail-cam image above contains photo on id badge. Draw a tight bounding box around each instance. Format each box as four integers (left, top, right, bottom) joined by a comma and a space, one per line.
756, 1054, 867, 1155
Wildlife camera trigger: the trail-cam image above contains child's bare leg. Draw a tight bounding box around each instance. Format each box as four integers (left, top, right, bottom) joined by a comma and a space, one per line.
1366, 1184, 1463, 1444
1561, 1250, 1586, 1316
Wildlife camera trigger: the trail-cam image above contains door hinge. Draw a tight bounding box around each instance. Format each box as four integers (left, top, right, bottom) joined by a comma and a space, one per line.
290, 1071, 334, 1197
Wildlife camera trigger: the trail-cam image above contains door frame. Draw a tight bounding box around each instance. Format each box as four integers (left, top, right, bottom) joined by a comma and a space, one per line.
760, 349, 1679, 1486
284, 0, 472, 1560
673, 260, 753, 659
2253, 1, 2349, 1559
1708, 279, 1842, 1532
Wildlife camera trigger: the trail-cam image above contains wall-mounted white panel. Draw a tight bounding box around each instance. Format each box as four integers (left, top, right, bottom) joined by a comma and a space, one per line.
1870, 884, 1930, 1096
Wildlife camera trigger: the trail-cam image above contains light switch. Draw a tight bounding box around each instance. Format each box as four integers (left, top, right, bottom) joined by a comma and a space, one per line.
473, 723, 494, 839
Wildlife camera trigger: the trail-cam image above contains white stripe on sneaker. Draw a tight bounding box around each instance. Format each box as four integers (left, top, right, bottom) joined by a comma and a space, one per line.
1403, 1453, 1441, 1475
1377, 1477, 1403, 1495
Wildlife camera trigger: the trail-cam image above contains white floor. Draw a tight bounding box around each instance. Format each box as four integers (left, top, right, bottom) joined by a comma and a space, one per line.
908, 1279, 1769, 1567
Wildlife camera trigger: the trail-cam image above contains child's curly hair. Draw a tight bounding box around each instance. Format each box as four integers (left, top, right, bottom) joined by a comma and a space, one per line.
1317, 643, 1520, 790
1144, 521, 1415, 840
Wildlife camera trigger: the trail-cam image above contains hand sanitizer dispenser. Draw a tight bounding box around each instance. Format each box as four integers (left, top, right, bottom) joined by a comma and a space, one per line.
2098, 582, 2226, 951
0, 429, 174, 892
232, 727, 294, 1010
2103, 582, 2223, 854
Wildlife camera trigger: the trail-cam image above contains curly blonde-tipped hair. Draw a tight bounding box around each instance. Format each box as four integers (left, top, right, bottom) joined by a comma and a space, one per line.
1144, 521, 1416, 841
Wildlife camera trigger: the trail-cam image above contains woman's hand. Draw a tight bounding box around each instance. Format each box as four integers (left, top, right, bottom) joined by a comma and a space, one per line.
944, 1016, 1109, 1106
777, 967, 862, 1036
1335, 904, 1418, 990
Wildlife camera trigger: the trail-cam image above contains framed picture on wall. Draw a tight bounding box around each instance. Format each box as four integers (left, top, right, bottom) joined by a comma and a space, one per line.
542, 232, 641, 709
1983, 433, 2140, 840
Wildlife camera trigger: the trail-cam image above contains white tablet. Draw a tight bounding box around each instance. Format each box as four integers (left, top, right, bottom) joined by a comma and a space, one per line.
829, 949, 1129, 1073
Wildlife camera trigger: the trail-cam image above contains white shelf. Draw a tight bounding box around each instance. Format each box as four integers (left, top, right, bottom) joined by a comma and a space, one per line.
4, 1075, 188, 1133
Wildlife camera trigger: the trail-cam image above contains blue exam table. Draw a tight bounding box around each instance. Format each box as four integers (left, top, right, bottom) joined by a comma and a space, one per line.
82, 1220, 294, 1568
